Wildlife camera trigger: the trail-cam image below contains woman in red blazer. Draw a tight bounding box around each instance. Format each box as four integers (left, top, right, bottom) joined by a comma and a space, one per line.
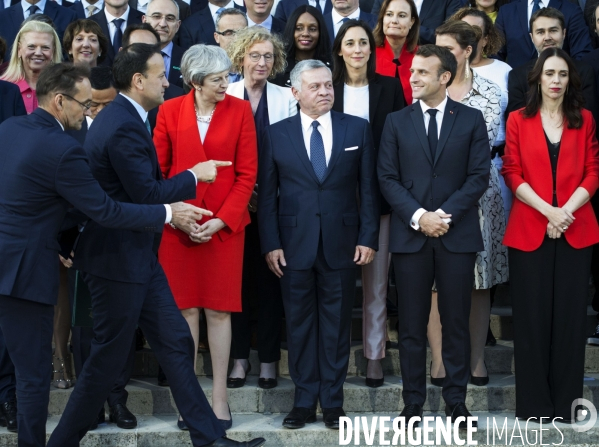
502, 48, 599, 422
373, 0, 418, 104
153, 45, 257, 430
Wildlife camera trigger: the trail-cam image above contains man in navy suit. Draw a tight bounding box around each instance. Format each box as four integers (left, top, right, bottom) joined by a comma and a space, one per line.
0, 79, 26, 124
323, 0, 375, 44
130, 0, 190, 19
244, 0, 285, 34
68, 0, 103, 19
258, 59, 379, 430
378, 45, 489, 428
89, 0, 145, 66
274, 0, 332, 23
371, 0, 461, 44
0, 0, 78, 49
178, 0, 245, 48
46, 45, 264, 447
0, 62, 201, 447
496, 0, 592, 68
143, 0, 185, 87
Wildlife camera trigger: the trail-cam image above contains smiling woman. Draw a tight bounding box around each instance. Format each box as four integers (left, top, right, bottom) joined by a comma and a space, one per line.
63, 19, 109, 68
0, 20, 62, 113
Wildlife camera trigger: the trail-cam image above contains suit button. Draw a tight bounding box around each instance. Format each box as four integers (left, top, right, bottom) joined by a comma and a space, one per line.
433, 173, 438, 178
316, 213, 320, 217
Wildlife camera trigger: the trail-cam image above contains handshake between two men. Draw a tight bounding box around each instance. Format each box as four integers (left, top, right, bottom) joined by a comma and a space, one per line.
169, 159, 232, 243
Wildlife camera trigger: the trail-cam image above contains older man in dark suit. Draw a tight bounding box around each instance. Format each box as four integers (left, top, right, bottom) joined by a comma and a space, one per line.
178, 0, 245, 48
258, 59, 379, 430
378, 45, 489, 428
323, 0, 375, 44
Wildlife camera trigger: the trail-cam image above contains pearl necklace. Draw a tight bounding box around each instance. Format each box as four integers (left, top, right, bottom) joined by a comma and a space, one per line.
195, 105, 216, 123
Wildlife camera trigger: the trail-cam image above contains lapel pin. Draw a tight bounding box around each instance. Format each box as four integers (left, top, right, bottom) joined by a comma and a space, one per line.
450, 110, 454, 114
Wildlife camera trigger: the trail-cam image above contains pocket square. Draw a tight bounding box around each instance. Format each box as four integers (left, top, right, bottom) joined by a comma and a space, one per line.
345, 146, 359, 151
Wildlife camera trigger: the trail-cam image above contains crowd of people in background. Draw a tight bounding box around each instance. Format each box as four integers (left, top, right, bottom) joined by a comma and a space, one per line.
1, 0, 599, 445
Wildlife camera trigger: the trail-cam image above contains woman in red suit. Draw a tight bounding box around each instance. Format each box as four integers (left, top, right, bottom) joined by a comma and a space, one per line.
153, 44, 257, 430
503, 48, 599, 422
373, 0, 419, 104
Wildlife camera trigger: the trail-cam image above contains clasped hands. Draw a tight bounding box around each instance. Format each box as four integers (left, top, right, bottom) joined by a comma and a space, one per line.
418, 211, 452, 237
545, 206, 575, 239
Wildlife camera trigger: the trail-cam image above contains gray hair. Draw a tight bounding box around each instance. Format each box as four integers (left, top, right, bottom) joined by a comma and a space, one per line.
147, 0, 180, 18
215, 8, 248, 30
181, 44, 231, 87
290, 59, 331, 91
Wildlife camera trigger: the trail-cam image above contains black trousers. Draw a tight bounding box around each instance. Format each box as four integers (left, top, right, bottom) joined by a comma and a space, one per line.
231, 213, 283, 363
68, 269, 135, 409
393, 238, 475, 407
47, 260, 224, 447
0, 328, 15, 404
510, 236, 592, 420
280, 240, 357, 409
0, 295, 53, 447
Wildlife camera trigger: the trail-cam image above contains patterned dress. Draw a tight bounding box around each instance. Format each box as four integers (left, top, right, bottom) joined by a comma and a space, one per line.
454, 71, 509, 289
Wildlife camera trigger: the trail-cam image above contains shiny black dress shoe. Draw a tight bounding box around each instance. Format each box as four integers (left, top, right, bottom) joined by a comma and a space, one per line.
365, 376, 384, 388
258, 377, 278, 389
322, 407, 345, 429
0, 400, 17, 433
202, 436, 266, 447
157, 365, 169, 387
400, 403, 423, 427
227, 364, 251, 389
89, 409, 105, 431
109, 403, 137, 429
445, 402, 477, 429
430, 362, 444, 387
177, 415, 188, 430
282, 407, 317, 429
218, 405, 233, 430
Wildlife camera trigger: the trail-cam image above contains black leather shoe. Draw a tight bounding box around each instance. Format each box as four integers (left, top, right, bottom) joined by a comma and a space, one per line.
470, 374, 489, 386
445, 402, 477, 429
322, 407, 345, 429
203, 436, 266, 447
258, 377, 278, 389
109, 403, 137, 429
177, 415, 188, 430
0, 400, 17, 433
282, 407, 317, 429
430, 362, 444, 387
399, 404, 423, 427
227, 364, 251, 389
157, 365, 169, 387
365, 377, 384, 388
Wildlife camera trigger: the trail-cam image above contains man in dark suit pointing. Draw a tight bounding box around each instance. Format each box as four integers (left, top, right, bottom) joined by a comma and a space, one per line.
378, 45, 489, 428
258, 59, 379, 430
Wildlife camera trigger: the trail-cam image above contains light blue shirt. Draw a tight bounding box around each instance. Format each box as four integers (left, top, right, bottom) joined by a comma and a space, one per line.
247, 14, 273, 32
21, 0, 47, 17
161, 41, 173, 76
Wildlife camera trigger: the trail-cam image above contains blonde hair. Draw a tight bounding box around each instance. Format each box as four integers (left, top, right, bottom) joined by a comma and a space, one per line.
1, 21, 62, 83
226, 27, 286, 78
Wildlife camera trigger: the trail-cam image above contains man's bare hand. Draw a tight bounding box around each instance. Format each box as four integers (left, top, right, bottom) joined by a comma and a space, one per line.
59, 254, 73, 268
170, 202, 212, 234
419, 211, 451, 237
354, 245, 375, 265
266, 249, 286, 278
190, 160, 232, 183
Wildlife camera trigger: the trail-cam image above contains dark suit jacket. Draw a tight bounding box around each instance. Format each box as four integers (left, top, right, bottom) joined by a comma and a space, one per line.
128, 0, 191, 19
0, 1, 78, 49
148, 83, 185, 132
377, 98, 489, 254
68, 1, 86, 19
495, 0, 592, 68
274, 0, 332, 23
74, 94, 196, 284
332, 74, 405, 215
90, 7, 144, 67
505, 58, 598, 127
190, 0, 207, 14
323, 10, 376, 45
167, 43, 185, 88
258, 111, 380, 270
66, 116, 88, 145
371, 0, 461, 44
0, 80, 26, 125
0, 108, 166, 305
178, 3, 245, 49
270, 15, 286, 35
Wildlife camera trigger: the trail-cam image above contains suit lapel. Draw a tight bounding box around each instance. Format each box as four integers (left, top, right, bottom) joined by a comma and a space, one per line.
368, 78, 382, 124
410, 102, 433, 165
419, 0, 433, 21
516, 0, 535, 58
43, 2, 59, 22
434, 99, 458, 166
288, 114, 321, 184
324, 14, 334, 44
320, 111, 346, 184
10, 5, 24, 30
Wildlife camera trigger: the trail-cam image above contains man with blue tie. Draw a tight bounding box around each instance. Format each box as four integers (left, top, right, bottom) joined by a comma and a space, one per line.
0, 0, 78, 48
323, 0, 375, 44
178, 0, 245, 48
495, 0, 592, 68
258, 59, 379, 430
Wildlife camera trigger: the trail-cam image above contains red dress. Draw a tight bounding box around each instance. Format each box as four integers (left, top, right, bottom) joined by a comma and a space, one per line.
375, 40, 416, 105
153, 92, 258, 311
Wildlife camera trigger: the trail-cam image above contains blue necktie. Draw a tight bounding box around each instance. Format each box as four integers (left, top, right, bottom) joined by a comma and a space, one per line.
341, 17, 349, 23
112, 18, 124, 54
427, 109, 438, 160
310, 121, 327, 181
216, 7, 224, 15
314, 0, 322, 13
28, 4, 40, 16
145, 118, 151, 135
531, 0, 541, 15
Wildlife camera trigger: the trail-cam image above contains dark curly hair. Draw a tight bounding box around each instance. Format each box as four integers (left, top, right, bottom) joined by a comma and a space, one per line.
448, 7, 504, 57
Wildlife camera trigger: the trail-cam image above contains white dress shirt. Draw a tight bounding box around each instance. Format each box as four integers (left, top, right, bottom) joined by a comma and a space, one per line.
21, 0, 46, 18
331, 7, 360, 37
3, 0, 11, 9
105, 6, 130, 44
300, 110, 333, 166
410, 96, 450, 230
308, 0, 327, 12
208, 1, 234, 25
247, 14, 273, 31
343, 84, 369, 122
528, 0, 548, 21
413, 0, 423, 15
137, 0, 150, 13
82, 0, 104, 17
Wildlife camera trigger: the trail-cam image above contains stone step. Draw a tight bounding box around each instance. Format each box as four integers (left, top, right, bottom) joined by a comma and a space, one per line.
132, 341, 599, 378
3, 412, 598, 446
47, 374, 599, 416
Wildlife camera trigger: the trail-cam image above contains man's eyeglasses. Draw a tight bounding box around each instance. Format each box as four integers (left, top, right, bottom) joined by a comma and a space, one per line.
215, 29, 239, 37
247, 52, 274, 62
147, 13, 178, 23
59, 93, 92, 111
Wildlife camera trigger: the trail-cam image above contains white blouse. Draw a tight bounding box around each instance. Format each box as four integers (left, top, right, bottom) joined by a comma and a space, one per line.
343, 84, 370, 122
